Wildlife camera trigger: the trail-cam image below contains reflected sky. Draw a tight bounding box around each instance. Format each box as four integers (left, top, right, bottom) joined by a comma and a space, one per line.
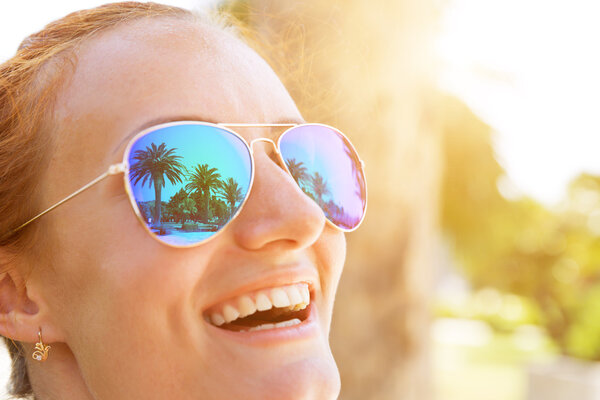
125, 122, 366, 240
126, 124, 252, 202
280, 125, 366, 229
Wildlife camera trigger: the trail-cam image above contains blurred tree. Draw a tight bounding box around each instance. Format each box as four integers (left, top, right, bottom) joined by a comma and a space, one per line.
221, 1, 440, 399
439, 95, 600, 360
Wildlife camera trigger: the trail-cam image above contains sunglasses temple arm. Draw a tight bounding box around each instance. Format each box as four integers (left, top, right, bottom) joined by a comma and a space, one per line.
8, 163, 127, 236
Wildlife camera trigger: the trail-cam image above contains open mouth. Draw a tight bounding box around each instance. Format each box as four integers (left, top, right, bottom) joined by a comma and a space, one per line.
203, 283, 312, 332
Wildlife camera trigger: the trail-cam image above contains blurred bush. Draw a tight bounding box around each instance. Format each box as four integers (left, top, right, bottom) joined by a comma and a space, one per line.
440, 95, 600, 361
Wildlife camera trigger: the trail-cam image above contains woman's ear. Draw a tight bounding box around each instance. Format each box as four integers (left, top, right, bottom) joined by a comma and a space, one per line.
0, 249, 62, 344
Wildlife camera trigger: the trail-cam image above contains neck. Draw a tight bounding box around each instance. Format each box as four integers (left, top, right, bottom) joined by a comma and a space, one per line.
25, 342, 94, 400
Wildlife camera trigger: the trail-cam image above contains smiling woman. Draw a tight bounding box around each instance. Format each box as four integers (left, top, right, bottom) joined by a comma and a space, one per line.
0, 2, 366, 399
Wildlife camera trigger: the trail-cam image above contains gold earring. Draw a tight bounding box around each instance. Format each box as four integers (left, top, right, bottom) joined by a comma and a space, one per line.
32, 328, 50, 362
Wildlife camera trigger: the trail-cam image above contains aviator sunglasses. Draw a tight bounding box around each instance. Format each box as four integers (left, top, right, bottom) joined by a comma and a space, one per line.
7, 121, 367, 247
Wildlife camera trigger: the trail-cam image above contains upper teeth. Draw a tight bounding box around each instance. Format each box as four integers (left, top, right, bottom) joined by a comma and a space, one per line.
207, 283, 310, 326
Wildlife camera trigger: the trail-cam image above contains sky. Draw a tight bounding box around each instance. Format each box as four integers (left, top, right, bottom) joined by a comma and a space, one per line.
436, 0, 600, 206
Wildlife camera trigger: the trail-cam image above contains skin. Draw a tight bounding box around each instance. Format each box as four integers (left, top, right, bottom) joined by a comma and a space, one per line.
0, 18, 345, 399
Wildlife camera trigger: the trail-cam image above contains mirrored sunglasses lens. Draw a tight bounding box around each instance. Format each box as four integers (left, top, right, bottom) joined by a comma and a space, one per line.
279, 125, 366, 230
126, 124, 252, 246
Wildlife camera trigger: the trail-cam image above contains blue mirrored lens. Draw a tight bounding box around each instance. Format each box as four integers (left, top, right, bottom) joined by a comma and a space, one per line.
279, 125, 366, 230
126, 123, 252, 246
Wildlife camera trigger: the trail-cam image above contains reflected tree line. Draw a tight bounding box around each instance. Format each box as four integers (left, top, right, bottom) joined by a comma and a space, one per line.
129, 142, 245, 232
128, 141, 364, 234
285, 157, 364, 229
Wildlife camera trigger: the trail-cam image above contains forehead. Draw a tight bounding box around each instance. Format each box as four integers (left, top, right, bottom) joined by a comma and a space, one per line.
52, 17, 300, 167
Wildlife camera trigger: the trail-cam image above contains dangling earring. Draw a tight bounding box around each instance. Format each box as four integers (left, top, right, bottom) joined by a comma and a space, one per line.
32, 327, 50, 362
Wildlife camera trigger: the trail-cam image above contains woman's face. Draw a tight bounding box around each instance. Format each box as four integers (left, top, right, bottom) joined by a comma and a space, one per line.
32, 19, 344, 399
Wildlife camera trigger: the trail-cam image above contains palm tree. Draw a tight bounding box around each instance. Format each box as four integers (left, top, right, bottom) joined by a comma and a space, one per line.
178, 197, 197, 228
217, 177, 245, 218
185, 163, 222, 222
285, 158, 308, 186
309, 171, 330, 208
129, 142, 186, 226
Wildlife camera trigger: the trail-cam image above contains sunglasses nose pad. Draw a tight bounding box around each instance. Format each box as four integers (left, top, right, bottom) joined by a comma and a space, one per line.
249, 137, 287, 169
249, 138, 278, 154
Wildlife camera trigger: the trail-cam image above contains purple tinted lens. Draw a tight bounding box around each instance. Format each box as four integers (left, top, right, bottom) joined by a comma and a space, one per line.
279, 124, 366, 230
126, 123, 252, 246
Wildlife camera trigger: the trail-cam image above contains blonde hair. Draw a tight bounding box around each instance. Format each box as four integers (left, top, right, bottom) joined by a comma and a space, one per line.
0, 2, 228, 397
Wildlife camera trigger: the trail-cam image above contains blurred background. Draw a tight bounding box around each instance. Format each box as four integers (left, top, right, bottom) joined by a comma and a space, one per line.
2, 1, 600, 399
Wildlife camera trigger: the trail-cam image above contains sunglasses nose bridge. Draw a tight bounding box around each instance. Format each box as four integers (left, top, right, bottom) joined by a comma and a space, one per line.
248, 137, 279, 155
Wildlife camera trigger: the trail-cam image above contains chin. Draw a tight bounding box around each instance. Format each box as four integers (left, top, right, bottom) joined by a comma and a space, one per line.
252, 354, 341, 400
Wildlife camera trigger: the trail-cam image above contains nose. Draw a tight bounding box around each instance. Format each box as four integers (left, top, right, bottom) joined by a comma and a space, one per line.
230, 142, 326, 251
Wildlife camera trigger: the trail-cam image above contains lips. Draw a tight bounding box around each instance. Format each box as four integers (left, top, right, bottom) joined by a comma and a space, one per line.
203, 282, 312, 332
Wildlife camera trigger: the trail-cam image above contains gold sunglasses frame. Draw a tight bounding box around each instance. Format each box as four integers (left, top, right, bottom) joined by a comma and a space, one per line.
7, 121, 367, 248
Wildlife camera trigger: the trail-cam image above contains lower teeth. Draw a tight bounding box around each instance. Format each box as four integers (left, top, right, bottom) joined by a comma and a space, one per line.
241, 318, 302, 332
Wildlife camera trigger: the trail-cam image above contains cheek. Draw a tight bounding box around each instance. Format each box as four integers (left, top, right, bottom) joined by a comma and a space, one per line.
42, 200, 217, 390
315, 228, 346, 306
314, 226, 346, 337
42, 193, 203, 339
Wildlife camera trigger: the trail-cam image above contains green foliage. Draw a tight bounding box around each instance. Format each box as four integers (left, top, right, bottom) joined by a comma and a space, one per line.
166, 188, 189, 223
440, 94, 600, 360
189, 190, 208, 222
434, 289, 541, 333
178, 197, 198, 227
565, 285, 600, 360
210, 197, 228, 225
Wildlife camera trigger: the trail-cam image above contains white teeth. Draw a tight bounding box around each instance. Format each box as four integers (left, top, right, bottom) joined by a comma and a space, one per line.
300, 286, 310, 304
206, 283, 311, 327
285, 286, 303, 305
222, 305, 240, 323
270, 288, 291, 308
238, 296, 256, 318
211, 312, 225, 326
255, 293, 273, 311
243, 318, 302, 332
249, 323, 274, 332
275, 318, 302, 328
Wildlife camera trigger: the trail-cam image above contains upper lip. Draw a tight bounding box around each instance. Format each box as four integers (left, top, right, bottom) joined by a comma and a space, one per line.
200, 267, 319, 313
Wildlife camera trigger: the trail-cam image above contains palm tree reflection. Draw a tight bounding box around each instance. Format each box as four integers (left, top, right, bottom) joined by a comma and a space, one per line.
285, 155, 364, 229
185, 163, 222, 223
217, 177, 244, 218
129, 142, 186, 227
130, 139, 366, 237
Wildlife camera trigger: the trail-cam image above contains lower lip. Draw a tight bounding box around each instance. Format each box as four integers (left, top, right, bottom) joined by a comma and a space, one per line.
205, 302, 320, 346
